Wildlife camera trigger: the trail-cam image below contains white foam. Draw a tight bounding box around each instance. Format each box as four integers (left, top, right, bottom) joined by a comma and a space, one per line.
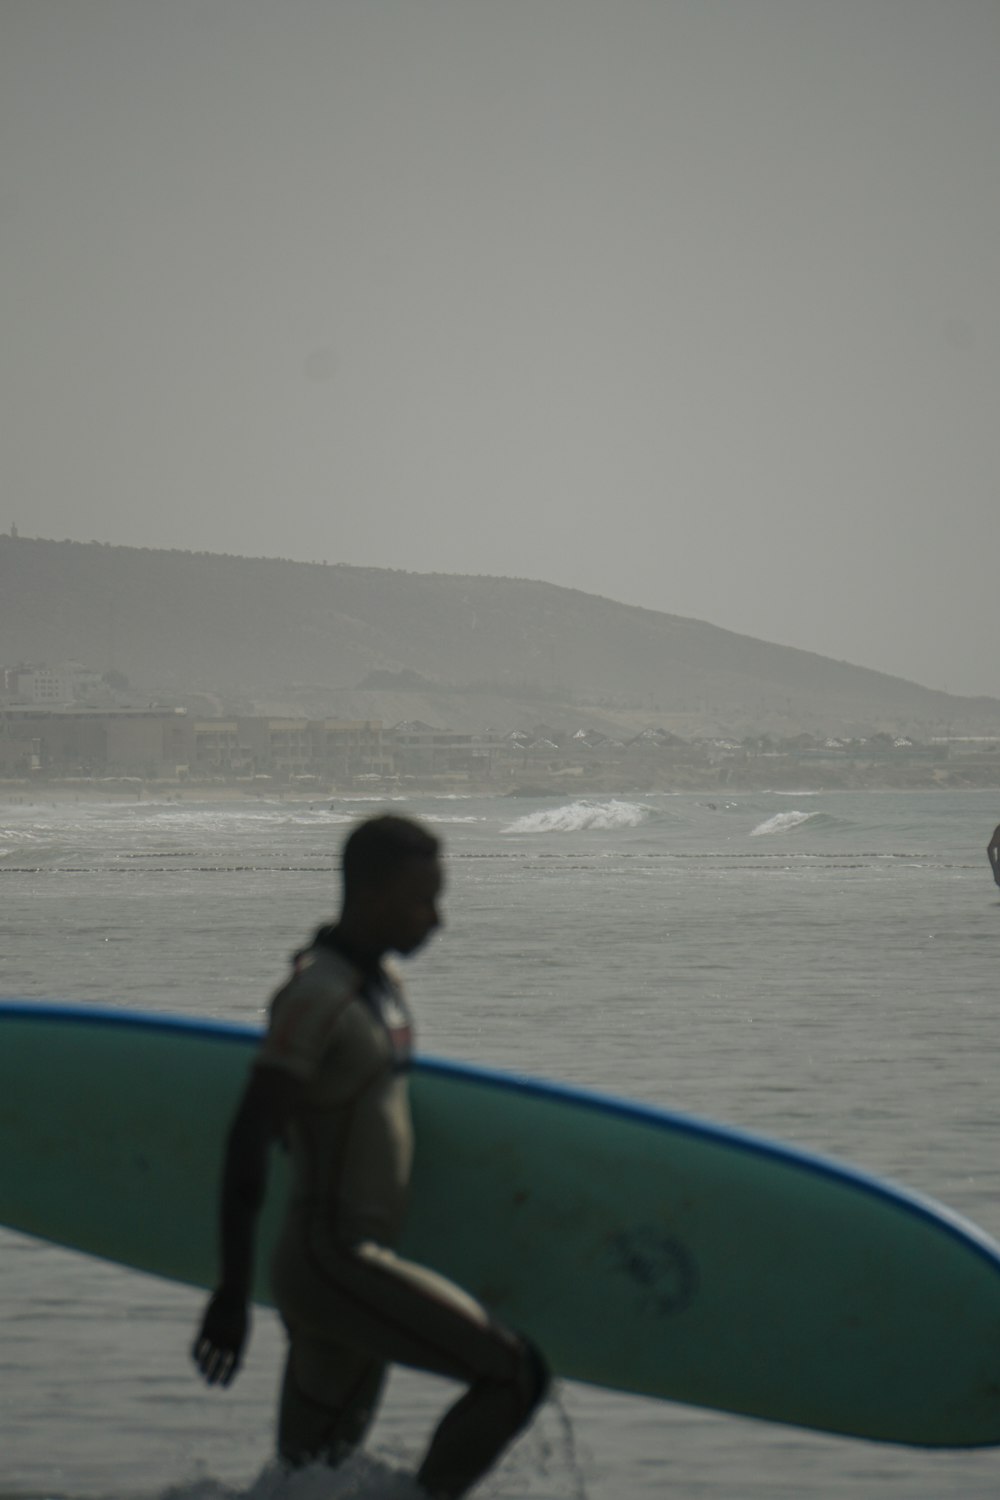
749, 810, 817, 836
503, 799, 649, 834
160, 1455, 423, 1500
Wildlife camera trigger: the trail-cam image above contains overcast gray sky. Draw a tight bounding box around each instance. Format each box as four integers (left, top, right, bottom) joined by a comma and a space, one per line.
3, 1, 998, 695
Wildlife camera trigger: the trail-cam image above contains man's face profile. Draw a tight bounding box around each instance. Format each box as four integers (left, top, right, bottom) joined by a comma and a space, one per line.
377, 855, 444, 956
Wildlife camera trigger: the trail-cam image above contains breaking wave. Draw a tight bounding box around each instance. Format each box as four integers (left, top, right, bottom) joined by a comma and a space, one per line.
750, 810, 823, 837
503, 799, 650, 834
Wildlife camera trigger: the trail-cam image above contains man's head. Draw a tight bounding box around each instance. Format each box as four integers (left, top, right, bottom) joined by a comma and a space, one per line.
340, 814, 443, 958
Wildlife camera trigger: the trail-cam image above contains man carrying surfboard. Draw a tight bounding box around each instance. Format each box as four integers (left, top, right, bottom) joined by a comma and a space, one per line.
192, 814, 548, 1498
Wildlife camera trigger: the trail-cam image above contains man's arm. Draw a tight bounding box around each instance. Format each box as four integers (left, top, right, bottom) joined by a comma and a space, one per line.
192, 1065, 302, 1387
988, 827, 1000, 875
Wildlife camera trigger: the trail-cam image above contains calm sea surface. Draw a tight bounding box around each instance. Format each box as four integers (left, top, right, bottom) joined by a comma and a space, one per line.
2, 787, 1000, 1499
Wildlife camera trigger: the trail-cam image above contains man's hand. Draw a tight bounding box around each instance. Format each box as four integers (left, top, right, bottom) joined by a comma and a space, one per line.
192, 1287, 250, 1388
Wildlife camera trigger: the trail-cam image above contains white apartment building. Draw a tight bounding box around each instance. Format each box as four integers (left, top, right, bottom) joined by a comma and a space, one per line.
13, 663, 105, 704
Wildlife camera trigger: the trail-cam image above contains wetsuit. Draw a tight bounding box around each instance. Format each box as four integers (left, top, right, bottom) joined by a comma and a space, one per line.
257, 936, 547, 1495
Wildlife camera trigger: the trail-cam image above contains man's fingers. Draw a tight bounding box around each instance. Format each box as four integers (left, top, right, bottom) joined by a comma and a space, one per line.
193, 1337, 239, 1386
192, 1296, 247, 1387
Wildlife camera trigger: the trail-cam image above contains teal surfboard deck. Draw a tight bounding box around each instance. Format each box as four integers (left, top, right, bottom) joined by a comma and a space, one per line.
3, 1000, 1000, 1448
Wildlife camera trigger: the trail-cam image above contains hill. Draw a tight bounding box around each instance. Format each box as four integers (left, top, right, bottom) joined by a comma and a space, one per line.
2, 535, 998, 740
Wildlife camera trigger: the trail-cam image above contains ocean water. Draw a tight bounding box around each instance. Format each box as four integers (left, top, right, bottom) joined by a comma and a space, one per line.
2, 786, 1000, 1499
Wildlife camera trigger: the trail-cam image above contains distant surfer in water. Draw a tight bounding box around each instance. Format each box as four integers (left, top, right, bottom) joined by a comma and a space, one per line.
989, 823, 1000, 888
193, 814, 548, 1498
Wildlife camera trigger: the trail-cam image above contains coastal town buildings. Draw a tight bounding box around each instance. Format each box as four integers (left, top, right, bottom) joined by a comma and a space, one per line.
2, 662, 998, 789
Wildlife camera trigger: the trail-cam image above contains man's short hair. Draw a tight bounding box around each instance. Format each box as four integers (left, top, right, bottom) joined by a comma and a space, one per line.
342, 814, 440, 893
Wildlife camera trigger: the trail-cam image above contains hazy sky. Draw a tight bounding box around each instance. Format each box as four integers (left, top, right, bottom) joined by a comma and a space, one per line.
3, 2, 999, 695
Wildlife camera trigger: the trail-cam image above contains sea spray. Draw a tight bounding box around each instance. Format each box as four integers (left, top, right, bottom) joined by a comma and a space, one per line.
157, 1420, 588, 1500
540, 1384, 591, 1500
160, 1455, 425, 1500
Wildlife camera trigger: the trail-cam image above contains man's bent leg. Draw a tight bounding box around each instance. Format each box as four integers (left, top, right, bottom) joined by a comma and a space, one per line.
334, 1244, 549, 1498
416, 1332, 549, 1500
275, 1239, 548, 1495
277, 1328, 385, 1470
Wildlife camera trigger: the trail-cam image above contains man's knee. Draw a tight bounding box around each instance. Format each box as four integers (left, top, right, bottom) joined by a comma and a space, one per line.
511, 1335, 549, 1427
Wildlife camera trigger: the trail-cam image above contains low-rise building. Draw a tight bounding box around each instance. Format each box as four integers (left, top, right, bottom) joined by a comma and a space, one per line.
389, 721, 501, 777
0, 707, 190, 777
310, 719, 391, 777
191, 720, 247, 773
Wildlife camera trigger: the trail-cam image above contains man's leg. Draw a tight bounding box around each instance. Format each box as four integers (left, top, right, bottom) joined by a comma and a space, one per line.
277, 1328, 386, 1470
275, 1238, 548, 1497
315, 1241, 549, 1499
415, 1329, 549, 1500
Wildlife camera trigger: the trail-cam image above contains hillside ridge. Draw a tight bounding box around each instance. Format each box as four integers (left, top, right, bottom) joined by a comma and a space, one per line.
2, 535, 997, 739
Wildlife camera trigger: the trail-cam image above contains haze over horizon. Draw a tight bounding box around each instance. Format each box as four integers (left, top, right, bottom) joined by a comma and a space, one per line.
3, 1, 998, 698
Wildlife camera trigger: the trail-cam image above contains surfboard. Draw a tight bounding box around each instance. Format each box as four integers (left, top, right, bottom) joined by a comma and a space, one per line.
3, 999, 1000, 1448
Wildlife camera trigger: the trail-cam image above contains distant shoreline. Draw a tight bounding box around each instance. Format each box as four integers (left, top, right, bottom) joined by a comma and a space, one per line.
3, 765, 1000, 802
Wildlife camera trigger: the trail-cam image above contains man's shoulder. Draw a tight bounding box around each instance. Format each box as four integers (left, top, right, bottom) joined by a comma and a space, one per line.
259, 948, 362, 1076
292, 943, 358, 990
